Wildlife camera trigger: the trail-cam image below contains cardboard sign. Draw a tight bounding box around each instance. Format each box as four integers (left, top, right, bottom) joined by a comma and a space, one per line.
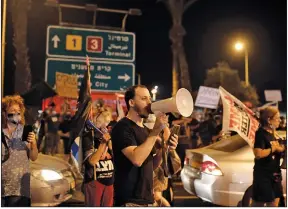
56, 72, 78, 99
195, 86, 220, 109
219, 86, 259, 148
264, 90, 282, 102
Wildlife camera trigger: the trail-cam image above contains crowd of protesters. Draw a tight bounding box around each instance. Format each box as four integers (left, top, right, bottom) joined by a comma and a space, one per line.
1, 84, 287, 207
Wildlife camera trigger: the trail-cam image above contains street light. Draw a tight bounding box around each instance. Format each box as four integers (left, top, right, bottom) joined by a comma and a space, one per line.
235, 42, 244, 51
234, 41, 249, 86
151, 86, 158, 101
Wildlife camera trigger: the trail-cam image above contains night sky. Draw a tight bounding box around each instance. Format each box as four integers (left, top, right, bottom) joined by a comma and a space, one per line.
3, 0, 287, 110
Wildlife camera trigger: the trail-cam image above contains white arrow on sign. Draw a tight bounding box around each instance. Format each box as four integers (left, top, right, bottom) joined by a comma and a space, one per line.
118, 73, 130, 82
52, 35, 60, 48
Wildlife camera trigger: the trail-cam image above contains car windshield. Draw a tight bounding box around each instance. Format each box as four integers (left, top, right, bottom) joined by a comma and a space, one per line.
207, 134, 248, 152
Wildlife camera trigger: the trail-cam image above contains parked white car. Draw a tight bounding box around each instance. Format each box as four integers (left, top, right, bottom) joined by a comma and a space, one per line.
181, 132, 287, 206
30, 154, 80, 206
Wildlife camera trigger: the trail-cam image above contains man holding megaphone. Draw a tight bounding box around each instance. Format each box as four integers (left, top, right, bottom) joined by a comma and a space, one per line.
111, 85, 184, 207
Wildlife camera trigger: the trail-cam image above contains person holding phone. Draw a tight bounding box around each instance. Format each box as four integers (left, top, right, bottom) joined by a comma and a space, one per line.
111, 85, 178, 206
1, 95, 38, 207
82, 109, 114, 206
144, 115, 180, 207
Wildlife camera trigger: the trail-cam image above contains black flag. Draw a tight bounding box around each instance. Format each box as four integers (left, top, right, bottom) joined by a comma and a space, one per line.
67, 56, 92, 149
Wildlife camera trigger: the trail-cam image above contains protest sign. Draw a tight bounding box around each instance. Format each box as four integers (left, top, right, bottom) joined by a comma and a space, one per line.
56, 72, 78, 99
219, 86, 259, 147
195, 86, 220, 109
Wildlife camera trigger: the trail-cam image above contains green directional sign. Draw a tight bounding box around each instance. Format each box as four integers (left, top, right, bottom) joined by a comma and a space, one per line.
45, 58, 135, 92
46, 25, 135, 62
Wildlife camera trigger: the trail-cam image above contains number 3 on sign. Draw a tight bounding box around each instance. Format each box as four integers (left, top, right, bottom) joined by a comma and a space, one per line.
86, 36, 103, 53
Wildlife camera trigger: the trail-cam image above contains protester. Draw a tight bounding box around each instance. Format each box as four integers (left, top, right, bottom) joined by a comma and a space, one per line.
252, 107, 285, 207
111, 85, 178, 206
171, 116, 191, 170
188, 117, 200, 148
1, 95, 38, 207
277, 116, 286, 131
144, 114, 181, 207
82, 108, 114, 206
197, 113, 215, 145
58, 110, 72, 155
36, 111, 46, 151
43, 102, 60, 155
211, 114, 223, 143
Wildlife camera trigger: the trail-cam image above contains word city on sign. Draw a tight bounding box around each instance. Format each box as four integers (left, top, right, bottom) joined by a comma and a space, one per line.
45, 58, 135, 92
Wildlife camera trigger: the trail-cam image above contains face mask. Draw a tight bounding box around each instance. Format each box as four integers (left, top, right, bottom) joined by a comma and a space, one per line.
7, 113, 21, 125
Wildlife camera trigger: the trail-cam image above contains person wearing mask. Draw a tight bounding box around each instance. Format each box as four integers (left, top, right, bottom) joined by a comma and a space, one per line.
111, 85, 178, 206
44, 102, 60, 155
252, 107, 285, 207
1, 95, 38, 206
82, 109, 114, 206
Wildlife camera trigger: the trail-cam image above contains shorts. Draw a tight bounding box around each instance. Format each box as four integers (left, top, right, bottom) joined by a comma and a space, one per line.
252, 171, 283, 202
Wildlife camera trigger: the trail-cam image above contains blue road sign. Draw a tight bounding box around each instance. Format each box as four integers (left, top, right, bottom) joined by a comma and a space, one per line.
45, 58, 135, 92
46, 25, 135, 62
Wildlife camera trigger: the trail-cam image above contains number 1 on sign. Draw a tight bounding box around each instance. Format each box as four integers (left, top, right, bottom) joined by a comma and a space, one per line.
72, 39, 77, 47
66, 35, 82, 51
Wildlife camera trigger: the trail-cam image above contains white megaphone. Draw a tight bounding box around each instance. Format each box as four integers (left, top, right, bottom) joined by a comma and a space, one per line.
148, 88, 194, 117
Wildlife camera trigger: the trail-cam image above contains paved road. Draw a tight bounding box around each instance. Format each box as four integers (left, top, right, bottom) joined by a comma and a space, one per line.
172, 179, 218, 207
59, 178, 218, 207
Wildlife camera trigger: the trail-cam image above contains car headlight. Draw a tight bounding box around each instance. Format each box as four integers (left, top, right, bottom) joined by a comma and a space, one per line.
32, 169, 63, 181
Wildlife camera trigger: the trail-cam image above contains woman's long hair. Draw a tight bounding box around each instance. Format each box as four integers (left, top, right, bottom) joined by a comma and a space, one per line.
2, 95, 26, 128
93, 107, 112, 128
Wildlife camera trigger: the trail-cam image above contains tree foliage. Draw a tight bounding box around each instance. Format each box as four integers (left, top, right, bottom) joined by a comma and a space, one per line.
204, 61, 259, 106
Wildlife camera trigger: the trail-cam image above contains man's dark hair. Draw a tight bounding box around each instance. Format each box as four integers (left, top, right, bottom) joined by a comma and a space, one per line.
125, 85, 147, 110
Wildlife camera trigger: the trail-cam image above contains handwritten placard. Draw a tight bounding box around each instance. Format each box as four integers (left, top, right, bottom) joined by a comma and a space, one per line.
56, 72, 78, 99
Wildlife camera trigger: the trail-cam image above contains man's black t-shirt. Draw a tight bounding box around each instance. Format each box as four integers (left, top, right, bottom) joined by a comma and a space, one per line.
58, 119, 70, 139
254, 128, 280, 174
111, 117, 154, 206
46, 114, 60, 134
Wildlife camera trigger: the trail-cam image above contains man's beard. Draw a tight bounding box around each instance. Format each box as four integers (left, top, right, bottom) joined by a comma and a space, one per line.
134, 104, 149, 119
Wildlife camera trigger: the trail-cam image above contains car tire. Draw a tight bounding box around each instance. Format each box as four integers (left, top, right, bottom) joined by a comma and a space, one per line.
241, 185, 253, 207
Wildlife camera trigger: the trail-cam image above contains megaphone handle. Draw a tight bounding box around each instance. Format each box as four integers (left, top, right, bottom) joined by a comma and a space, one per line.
154, 111, 162, 117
